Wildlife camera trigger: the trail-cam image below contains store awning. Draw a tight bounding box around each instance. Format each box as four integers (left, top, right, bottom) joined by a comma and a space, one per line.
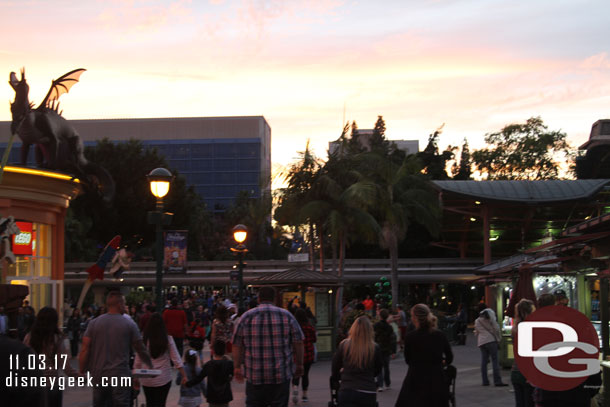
432, 180, 610, 204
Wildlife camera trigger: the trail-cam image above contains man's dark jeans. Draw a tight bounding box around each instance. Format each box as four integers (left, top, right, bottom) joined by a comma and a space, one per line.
246, 380, 290, 407
376, 354, 391, 388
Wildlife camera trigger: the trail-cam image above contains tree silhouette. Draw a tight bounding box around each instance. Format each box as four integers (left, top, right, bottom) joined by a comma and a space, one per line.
472, 117, 572, 180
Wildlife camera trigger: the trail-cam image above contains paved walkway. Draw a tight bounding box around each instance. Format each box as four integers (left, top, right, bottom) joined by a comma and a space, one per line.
63, 332, 515, 407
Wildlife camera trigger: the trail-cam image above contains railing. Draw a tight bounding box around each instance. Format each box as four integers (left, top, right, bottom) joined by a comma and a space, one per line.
63, 258, 484, 286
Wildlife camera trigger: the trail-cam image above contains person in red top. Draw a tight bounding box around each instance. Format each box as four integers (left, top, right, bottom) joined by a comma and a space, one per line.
162, 299, 188, 358
187, 318, 206, 362
362, 295, 374, 316
139, 304, 154, 332
291, 308, 317, 403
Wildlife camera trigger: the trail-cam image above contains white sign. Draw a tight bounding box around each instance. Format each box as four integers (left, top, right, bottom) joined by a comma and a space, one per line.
288, 253, 309, 263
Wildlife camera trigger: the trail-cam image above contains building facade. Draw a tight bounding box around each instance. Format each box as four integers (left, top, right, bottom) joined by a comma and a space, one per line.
0, 116, 272, 211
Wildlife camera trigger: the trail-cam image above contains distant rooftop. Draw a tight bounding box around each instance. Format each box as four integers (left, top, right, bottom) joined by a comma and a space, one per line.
328, 129, 419, 156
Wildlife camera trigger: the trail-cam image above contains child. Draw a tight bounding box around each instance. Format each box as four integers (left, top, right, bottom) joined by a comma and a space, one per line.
188, 318, 206, 363
178, 350, 207, 407
187, 340, 234, 407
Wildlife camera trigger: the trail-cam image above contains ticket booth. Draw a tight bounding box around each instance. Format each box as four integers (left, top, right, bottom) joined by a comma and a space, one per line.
252, 267, 342, 360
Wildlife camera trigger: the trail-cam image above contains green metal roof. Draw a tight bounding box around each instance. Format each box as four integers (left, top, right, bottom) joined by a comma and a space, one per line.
253, 266, 341, 286
432, 180, 610, 204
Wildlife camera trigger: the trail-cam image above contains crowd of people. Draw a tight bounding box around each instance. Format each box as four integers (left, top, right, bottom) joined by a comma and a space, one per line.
1, 286, 603, 407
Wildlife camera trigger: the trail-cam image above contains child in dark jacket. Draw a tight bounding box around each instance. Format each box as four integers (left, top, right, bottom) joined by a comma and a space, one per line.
187, 340, 233, 407
178, 350, 207, 407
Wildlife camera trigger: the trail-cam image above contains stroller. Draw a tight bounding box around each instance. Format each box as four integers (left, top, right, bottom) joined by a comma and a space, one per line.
445, 364, 457, 407
328, 376, 339, 407
328, 376, 379, 407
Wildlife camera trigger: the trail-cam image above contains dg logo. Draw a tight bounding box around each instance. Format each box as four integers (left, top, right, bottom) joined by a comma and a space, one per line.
514, 305, 600, 391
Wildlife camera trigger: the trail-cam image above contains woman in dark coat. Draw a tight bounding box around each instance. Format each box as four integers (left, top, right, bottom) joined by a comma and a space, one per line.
395, 304, 453, 407
66, 308, 82, 357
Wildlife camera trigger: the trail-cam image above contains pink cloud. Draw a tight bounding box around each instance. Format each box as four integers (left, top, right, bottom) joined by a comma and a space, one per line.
235, 0, 344, 37
580, 52, 610, 70
97, 0, 194, 35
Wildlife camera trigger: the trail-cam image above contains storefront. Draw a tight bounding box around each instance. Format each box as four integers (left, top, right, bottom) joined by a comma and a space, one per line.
476, 255, 586, 367
0, 166, 81, 324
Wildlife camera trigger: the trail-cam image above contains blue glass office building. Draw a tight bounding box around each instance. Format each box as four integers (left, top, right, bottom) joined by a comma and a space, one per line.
0, 116, 271, 211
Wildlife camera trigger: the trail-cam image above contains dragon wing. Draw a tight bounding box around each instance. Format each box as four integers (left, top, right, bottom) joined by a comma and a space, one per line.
38, 68, 86, 110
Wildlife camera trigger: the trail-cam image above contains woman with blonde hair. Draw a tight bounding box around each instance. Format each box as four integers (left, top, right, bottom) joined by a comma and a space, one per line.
331, 315, 383, 407
395, 304, 453, 407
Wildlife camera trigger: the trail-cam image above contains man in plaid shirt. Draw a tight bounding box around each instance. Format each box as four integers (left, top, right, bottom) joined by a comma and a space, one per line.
233, 286, 305, 407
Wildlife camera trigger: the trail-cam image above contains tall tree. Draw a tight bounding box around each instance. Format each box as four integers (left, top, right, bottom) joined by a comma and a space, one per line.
452, 138, 472, 180
274, 142, 322, 271
308, 149, 379, 332
67, 139, 210, 261
362, 153, 442, 307
472, 116, 572, 180
417, 125, 455, 180
347, 121, 366, 155
370, 116, 387, 151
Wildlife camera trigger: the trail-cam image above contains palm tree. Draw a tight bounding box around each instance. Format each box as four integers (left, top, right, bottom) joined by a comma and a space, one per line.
361, 153, 441, 307
274, 142, 322, 270
301, 151, 379, 329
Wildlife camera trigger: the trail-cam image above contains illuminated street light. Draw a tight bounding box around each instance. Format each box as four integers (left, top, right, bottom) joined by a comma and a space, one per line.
231, 224, 248, 310
147, 168, 174, 312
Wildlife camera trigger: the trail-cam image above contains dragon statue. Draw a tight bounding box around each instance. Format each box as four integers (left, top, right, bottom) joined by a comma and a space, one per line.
7, 68, 115, 201
0, 215, 20, 265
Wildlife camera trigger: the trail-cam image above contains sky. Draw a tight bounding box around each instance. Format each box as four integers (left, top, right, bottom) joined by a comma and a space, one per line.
1, 0, 610, 172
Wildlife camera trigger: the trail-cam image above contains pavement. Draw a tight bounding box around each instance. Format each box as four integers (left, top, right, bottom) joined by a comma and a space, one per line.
63, 331, 515, 407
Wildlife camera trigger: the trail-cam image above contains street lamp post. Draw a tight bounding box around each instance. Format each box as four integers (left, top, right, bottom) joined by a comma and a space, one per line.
231, 224, 248, 311
147, 168, 174, 313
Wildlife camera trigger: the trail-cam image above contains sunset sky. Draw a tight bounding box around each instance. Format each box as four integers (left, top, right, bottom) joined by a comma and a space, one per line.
1, 0, 610, 171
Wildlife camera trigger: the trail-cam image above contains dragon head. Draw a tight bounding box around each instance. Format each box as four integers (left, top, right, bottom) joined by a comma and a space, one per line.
9, 68, 29, 94
9, 69, 30, 130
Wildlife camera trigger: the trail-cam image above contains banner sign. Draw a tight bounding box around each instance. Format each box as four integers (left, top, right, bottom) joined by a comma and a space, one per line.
12, 221, 33, 256
164, 230, 188, 273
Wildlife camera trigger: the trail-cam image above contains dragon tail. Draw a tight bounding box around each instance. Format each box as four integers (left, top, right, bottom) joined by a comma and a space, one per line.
83, 161, 116, 203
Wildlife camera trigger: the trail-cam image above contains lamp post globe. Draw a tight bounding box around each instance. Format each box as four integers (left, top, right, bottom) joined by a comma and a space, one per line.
147, 167, 174, 200
233, 224, 248, 245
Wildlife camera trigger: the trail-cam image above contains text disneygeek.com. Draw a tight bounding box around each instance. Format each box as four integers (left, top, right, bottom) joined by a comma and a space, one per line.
5, 372, 131, 391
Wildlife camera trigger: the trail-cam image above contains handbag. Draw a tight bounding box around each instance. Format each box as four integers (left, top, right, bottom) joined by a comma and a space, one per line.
479, 318, 502, 343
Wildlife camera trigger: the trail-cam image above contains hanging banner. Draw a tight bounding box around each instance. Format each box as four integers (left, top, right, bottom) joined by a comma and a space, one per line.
164, 230, 188, 273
